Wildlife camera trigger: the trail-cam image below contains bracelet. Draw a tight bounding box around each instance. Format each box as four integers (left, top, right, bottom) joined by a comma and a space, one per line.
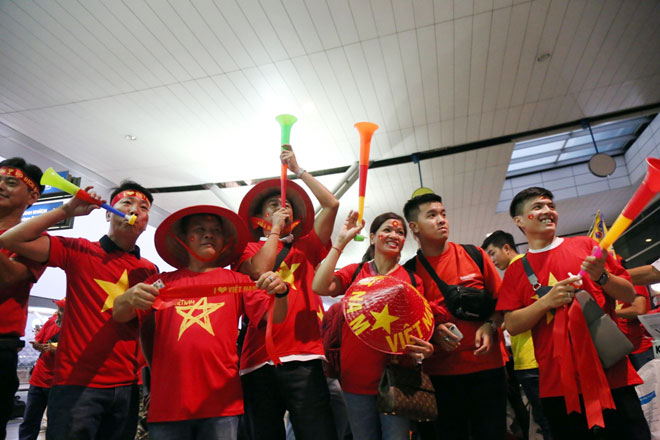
331, 246, 343, 253
295, 168, 306, 178
269, 232, 280, 237
484, 319, 497, 331
275, 283, 290, 298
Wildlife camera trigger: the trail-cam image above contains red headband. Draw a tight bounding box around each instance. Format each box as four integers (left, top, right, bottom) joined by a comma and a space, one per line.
110, 190, 150, 208
0, 167, 38, 193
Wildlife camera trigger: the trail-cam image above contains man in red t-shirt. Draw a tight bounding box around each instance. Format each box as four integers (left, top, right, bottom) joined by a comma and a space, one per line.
19, 299, 64, 440
402, 192, 507, 440
236, 146, 339, 440
0, 157, 45, 439
0, 180, 158, 440
114, 205, 289, 439
497, 187, 650, 439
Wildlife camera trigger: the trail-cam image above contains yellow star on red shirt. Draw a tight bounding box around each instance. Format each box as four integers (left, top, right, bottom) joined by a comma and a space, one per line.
94, 269, 129, 313
175, 298, 225, 341
370, 304, 399, 334
277, 261, 300, 290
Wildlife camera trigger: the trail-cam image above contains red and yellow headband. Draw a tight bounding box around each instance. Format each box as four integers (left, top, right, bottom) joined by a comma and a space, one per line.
0, 167, 39, 193
110, 190, 150, 208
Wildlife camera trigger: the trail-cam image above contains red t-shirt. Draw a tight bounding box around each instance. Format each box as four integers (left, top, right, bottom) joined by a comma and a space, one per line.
48, 236, 157, 388
497, 236, 641, 398
237, 231, 328, 372
0, 229, 46, 336
30, 314, 60, 388
616, 284, 653, 354
335, 263, 425, 395
413, 242, 506, 376
139, 268, 272, 423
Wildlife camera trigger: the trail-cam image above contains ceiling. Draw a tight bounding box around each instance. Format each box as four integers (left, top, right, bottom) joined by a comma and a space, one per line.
1, 0, 660, 266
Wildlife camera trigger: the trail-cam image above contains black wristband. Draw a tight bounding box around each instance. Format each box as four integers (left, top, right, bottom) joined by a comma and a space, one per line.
275, 283, 290, 298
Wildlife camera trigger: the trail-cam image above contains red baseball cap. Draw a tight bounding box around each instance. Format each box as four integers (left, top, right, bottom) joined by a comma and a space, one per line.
155, 205, 249, 269
342, 275, 434, 354
53, 298, 65, 309
238, 179, 314, 241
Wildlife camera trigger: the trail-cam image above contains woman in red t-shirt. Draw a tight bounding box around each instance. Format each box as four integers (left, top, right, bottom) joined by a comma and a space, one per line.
313, 211, 434, 440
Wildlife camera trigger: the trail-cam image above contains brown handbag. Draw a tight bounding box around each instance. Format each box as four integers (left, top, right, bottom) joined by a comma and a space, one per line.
376, 362, 438, 421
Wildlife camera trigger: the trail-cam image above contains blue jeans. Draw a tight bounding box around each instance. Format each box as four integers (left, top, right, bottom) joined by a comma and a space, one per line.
19, 385, 50, 440
148, 416, 239, 440
241, 360, 335, 440
429, 367, 507, 440
515, 368, 552, 440
46, 384, 138, 440
342, 392, 409, 440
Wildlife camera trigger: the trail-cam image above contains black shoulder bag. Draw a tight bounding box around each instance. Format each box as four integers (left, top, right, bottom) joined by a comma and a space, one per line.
406, 246, 495, 321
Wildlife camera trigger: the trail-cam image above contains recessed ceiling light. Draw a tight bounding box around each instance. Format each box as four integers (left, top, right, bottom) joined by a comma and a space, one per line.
125, 134, 137, 141
536, 53, 552, 63
645, 238, 653, 243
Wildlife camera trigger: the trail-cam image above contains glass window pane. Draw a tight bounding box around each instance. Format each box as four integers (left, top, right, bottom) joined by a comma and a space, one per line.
558, 148, 596, 162
507, 155, 558, 172
511, 140, 565, 159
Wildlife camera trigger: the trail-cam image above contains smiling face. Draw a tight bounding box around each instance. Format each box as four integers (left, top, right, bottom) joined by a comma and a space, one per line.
0, 174, 39, 214
182, 214, 225, 263
409, 201, 449, 245
514, 195, 558, 241
371, 218, 406, 257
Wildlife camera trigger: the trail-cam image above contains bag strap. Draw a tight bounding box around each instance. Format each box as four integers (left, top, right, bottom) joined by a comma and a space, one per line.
273, 242, 293, 271
414, 250, 455, 301
460, 244, 484, 275
520, 255, 552, 297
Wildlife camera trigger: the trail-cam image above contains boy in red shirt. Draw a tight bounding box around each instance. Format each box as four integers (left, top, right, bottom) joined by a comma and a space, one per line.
497, 187, 649, 439
236, 146, 339, 440
0, 180, 158, 440
0, 157, 45, 439
402, 192, 507, 440
114, 205, 289, 439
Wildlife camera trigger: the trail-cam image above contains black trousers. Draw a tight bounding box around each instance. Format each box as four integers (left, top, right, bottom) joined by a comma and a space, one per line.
428, 367, 508, 440
19, 385, 50, 440
0, 346, 19, 440
240, 360, 335, 440
541, 386, 650, 440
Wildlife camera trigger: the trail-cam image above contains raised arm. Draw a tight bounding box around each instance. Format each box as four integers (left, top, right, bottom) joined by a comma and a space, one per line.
0, 187, 101, 263
312, 210, 364, 297
281, 146, 339, 245
239, 208, 289, 280
581, 247, 635, 304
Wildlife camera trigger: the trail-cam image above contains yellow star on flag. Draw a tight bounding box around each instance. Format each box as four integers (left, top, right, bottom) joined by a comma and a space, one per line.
175, 298, 225, 341
95, 269, 129, 313
317, 305, 324, 322
370, 304, 399, 334
277, 261, 300, 289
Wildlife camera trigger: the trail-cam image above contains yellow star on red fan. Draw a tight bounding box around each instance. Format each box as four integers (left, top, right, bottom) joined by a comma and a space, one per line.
370, 304, 399, 334
175, 298, 225, 341
95, 269, 129, 313
317, 305, 324, 322
277, 261, 300, 290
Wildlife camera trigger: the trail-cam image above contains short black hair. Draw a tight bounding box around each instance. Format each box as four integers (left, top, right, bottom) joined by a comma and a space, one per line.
403, 193, 443, 222
0, 157, 44, 194
509, 187, 553, 218
179, 213, 224, 236
481, 230, 518, 253
110, 180, 154, 205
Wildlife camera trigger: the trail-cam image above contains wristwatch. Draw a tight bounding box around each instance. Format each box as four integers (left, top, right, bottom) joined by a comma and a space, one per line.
595, 270, 609, 286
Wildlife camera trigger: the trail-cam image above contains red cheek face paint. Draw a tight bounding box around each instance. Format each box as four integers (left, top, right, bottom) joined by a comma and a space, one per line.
189, 236, 195, 242
265, 213, 270, 218
378, 234, 385, 241
528, 214, 534, 220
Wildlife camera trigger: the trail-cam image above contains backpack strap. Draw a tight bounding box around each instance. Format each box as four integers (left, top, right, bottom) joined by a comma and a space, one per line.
461, 244, 484, 275
414, 250, 454, 300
